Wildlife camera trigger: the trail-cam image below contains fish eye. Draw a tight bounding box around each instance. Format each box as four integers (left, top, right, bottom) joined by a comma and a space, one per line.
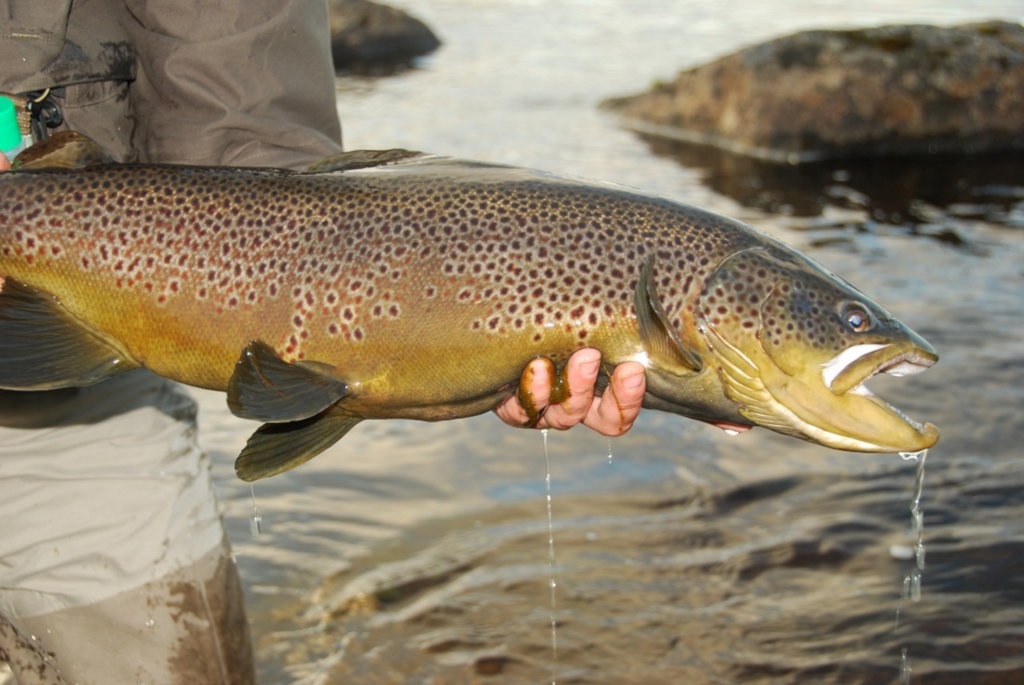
841, 303, 873, 332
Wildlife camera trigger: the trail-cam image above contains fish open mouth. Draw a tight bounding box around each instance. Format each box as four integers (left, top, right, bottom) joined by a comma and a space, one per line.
815, 342, 939, 451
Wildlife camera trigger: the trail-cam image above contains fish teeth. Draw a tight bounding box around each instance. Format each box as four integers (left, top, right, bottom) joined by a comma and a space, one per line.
878, 354, 932, 378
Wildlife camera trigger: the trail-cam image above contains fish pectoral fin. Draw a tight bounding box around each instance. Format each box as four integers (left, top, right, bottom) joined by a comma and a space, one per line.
234, 407, 362, 481
0, 279, 137, 390
227, 340, 349, 422
634, 257, 702, 373
304, 148, 424, 173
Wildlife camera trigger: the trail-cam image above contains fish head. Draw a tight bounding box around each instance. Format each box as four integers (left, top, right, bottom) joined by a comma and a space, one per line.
696, 245, 939, 453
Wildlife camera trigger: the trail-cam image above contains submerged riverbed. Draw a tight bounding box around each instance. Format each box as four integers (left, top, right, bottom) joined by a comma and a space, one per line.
195, 1, 1024, 682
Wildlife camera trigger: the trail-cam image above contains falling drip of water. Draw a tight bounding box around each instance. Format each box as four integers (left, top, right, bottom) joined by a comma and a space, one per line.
606, 437, 614, 464
541, 429, 558, 684
900, 647, 912, 684
900, 449, 928, 581
895, 449, 928, 684
249, 483, 263, 537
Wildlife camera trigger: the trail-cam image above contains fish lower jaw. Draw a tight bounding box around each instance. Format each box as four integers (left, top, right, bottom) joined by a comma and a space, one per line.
846, 383, 940, 450
748, 391, 936, 453
732, 373, 939, 453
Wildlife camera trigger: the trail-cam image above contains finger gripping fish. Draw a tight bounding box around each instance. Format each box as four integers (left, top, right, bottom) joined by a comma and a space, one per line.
0, 134, 939, 480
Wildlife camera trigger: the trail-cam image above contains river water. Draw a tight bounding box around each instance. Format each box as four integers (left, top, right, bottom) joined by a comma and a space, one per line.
194, 1, 1024, 682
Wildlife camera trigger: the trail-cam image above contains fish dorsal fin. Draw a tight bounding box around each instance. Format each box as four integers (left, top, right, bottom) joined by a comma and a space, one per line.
0, 279, 137, 389
304, 148, 424, 173
14, 131, 115, 170
227, 340, 349, 422
234, 406, 362, 481
634, 257, 702, 373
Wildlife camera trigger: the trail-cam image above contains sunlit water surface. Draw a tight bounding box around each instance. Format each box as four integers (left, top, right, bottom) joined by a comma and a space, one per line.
194, 1, 1024, 682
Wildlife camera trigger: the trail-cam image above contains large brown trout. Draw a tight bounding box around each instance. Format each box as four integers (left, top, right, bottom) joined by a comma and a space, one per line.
0, 135, 939, 480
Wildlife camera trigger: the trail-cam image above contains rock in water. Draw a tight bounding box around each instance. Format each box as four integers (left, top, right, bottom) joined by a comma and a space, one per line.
328, 0, 441, 73
603, 21, 1024, 162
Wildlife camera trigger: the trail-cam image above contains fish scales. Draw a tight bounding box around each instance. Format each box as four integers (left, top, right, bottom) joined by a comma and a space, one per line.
1, 163, 745, 397
0, 148, 939, 479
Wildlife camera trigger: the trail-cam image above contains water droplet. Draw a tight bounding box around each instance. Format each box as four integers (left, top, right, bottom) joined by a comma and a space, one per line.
899, 647, 912, 685
541, 428, 558, 681
606, 438, 614, 464
895, 449, 929, 675
909, 570, 922, 602
249, 484, 263, 537
723, 428, 740, 436
911, 509, 924, 538
144, 618, 155, 629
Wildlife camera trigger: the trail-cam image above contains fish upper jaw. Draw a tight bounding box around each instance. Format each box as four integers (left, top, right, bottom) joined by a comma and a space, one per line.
702, 320, 940, 453
822, 340, 938, 396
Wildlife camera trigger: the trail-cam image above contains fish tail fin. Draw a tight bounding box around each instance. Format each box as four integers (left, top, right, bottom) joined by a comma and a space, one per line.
0, 279, 137, 389
234, 407, 363, 481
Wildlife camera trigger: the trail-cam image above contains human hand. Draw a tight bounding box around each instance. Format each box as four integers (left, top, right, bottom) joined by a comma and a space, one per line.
495, 349, 646, 436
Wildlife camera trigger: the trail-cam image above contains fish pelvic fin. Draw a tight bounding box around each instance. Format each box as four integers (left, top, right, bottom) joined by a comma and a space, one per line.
0, 279, 138, 389
227, 340, 349, 422
634, 257, 702, 374
234, 406, 363, 481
